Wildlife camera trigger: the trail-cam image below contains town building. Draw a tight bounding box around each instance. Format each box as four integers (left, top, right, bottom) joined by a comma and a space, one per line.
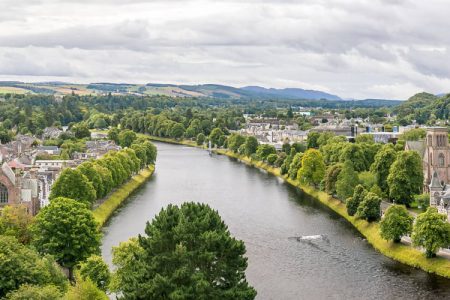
406, 127, 450, 220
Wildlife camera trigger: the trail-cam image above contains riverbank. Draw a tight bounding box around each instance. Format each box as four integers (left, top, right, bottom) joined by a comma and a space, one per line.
139, 137, 450, 278
214, 149, 450, 279
93, 165, 155, 229
147, 135, 200, 147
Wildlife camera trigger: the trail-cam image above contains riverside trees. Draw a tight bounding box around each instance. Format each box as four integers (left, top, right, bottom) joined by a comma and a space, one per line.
111, 202, 257, 299
380, 205, 413, 243
412, 208, 450, 258
387, 151, 423, 206
31, 197, 101, 280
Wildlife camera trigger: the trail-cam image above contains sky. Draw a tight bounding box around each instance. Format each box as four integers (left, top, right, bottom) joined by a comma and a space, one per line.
0, 0, 449, 99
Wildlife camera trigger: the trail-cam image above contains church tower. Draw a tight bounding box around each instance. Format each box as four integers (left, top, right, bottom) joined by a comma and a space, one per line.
424, 127, 450, 187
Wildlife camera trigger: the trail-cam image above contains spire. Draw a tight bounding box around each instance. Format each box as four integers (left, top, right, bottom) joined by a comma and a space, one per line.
429, 170, 443, 189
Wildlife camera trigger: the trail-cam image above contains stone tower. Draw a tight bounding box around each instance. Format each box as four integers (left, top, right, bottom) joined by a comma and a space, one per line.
424, 127, 450, 187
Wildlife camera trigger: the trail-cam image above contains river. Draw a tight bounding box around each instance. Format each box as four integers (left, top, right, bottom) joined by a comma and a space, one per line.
102, 142, 450, 299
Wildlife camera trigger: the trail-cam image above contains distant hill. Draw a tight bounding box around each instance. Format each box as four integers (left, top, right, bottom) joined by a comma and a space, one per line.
394, 92, 449, 123
0, 81, 402, 104
241, 86, 341, 100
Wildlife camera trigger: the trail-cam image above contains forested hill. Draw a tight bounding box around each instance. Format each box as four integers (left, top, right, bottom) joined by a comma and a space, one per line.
393, 92, 450, 124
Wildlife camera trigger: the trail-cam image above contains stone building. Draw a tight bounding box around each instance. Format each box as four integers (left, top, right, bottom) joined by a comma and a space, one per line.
406, 127, 450, 219
0, 163, 40, 215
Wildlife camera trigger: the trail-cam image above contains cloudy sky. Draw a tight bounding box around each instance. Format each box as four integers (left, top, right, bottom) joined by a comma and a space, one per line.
0, 0, 449, 99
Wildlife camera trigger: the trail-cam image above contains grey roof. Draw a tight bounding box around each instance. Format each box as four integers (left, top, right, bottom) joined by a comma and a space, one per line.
429, 170, 443, 189
405, 140, 426, 158
37, 146, 59, 151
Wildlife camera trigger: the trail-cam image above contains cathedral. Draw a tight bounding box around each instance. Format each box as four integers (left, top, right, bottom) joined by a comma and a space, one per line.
406, 127, 450, 219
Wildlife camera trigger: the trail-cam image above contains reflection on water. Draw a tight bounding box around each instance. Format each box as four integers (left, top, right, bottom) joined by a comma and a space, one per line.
102, 142, 450, 299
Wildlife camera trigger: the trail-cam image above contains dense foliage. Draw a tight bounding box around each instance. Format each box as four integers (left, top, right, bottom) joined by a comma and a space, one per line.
112, 202, 257, 299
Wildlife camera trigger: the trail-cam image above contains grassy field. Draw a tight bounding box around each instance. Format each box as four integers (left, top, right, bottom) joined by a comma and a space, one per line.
93, 165, 155, 229
214, 149, 450, 279
0, 86, 31, 94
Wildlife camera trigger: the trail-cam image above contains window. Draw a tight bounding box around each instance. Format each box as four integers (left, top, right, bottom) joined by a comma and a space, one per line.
439, 153, 445, 167
0, 183, 8, 204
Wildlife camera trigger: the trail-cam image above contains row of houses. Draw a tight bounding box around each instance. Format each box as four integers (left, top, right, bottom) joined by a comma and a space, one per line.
0, 134, 120, 215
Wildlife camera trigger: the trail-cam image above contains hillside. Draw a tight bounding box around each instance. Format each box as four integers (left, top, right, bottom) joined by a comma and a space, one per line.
241, 86, 341, 100
394, 92, 449, 124
0, 81, 342, 101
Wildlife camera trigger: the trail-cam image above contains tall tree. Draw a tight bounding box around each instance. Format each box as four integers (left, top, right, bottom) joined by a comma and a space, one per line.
412, 207, 450, 258
0, 236, 67, 298
113, 202, 257, 299
77, 162, 104, 200
244, 136, 258, 157
32, 197, 101, 280
370, 143, 397, 195
209, 127, 225, 147
380, 205, 413, 243
118, 129, 137, 147
0, 204, 34, 244
355, 192, 382, 222
49, 168, 96, 206
387, 150, 423, 206
336, 161, 359, 201
346, 184, 367, 216
297, 149, 325, 187
79, 255, 111, 292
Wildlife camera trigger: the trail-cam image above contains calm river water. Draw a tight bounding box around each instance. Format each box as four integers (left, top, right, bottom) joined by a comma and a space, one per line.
102, 142, 450, 299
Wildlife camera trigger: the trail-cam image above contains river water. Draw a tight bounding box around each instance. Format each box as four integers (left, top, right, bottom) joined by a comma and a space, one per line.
102, 142, 450, 299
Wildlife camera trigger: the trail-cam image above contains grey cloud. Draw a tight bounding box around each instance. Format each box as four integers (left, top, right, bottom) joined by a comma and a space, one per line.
0, 0, 449, 99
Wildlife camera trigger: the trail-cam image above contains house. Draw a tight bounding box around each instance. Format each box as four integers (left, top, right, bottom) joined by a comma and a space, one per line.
36, 146, 61, 156
0, 163, 40, 215
42, 127, 63, 139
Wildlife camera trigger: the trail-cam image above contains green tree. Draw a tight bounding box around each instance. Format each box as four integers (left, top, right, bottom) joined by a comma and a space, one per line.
336, 161, 359, 201
358, 171, 377, 190
32, 197, 101, 280
209, 127, 224, 147
5, 284, 62, 300
118, 129, 137, 147
49, 168, 96, 206
355, 134, 374, 143
288, 152, 303, 180
387, 150, 423, 206
267, 153, 278, 165
142, 140, 157, 164
244, 136, 258, 157
355, 192, 382, 222
297, 149, 325, 187
93, 163, 113, 197
346, 184, 367, 216
0, 236, 67, 298
324, 163, 342, 195
228, 134, 246, 153
412, 207, 450, 258
370, 143, 397, 195
306, 131, 320, 148
109, 238, 146, 295
339, 143, 368, 172
0, 204, 34, 244
64, 275, 108, 300
113, 202, 257, 299
107, 127, 120, 144
380, 205, 413, 243
79, 255, 110, 292
170, 123, 185, 139
77, 162, 104, 200
71, 124, 91, 139
256, 144, 276, 161
196, 133, 205, 145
